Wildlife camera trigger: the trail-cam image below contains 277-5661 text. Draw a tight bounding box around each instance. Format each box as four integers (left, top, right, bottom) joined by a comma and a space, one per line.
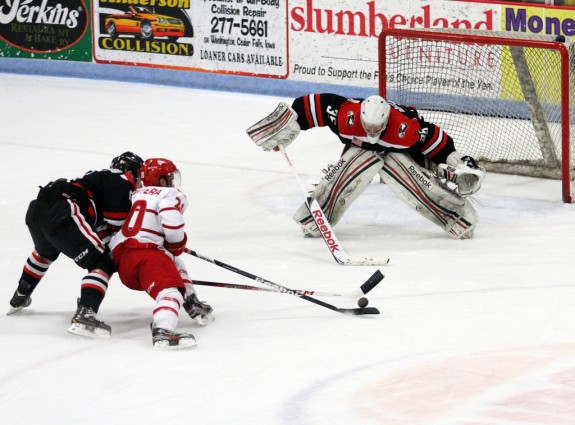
211, 17, 268, 37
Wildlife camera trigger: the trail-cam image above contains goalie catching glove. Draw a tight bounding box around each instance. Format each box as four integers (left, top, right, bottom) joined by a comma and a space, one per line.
246, 102, 301, 152
438, 153, 486, 196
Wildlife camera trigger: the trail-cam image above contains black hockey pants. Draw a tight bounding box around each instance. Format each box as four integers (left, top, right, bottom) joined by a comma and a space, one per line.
25, 197, 112, 273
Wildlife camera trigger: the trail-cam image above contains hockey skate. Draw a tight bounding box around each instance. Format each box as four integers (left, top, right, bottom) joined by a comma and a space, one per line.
7, 280, 34, 315
152, 327, 197, 350
67, 299, 111, 338
300, 221, 321, 238
183, 293, 214, 326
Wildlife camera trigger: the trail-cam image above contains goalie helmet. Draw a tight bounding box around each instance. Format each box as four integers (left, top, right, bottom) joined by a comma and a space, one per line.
140, 158, 181, 187
110, 151, 144, 178
360, 95, 391, 144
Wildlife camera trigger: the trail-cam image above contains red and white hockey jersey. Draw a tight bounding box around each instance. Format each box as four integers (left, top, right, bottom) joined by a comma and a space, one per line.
110, 186, 188, 250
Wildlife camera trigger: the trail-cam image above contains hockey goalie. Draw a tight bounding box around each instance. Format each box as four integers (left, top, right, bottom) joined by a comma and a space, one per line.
247, 93, 485, 239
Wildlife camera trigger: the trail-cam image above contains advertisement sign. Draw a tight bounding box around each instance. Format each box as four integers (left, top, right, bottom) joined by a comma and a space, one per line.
0, 0, 92, 60
287, 0, 499, 90
93, 0, 289, 78
384, 35, 504, 99
381, 3, 571, 104
502, 4, 572, 104
3, 0, 575, 94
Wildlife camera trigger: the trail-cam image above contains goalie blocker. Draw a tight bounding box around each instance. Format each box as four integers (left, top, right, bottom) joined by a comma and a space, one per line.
294, 147, 478, 239
246, 102, 301, 152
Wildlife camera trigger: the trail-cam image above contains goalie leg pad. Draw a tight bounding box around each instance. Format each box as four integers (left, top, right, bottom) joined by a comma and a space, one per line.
379, 153, 478, 239
246, 103, 301, 151
294, 146, 384, 237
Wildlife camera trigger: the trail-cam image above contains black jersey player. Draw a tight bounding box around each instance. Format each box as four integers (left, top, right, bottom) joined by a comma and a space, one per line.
8, 152, 144, 338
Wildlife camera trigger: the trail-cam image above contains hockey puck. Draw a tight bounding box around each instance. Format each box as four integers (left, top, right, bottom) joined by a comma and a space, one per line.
357, 297, 369, 308
555, 35, 566, 43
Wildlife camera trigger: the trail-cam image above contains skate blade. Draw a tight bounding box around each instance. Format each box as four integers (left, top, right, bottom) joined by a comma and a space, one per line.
194, 313, 215, 327
153, 338, 198, 350
7, 298, 31, 315
67, 323, 111, 338
7, 305, 26, 315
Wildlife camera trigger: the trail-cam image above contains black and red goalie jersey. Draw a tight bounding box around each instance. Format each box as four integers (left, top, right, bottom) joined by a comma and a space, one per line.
291, 93, 456, 165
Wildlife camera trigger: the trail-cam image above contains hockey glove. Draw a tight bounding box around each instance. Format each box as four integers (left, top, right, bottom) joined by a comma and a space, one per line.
438, 155, 485, 196
246, 102, 301, 152
96, 223, 113, 245
164, 233, 187, 256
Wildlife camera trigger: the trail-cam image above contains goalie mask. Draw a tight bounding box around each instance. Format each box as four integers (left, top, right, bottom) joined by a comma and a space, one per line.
110, 151, 144, 179
360, 95, 391, 144
140, 158, 181, 187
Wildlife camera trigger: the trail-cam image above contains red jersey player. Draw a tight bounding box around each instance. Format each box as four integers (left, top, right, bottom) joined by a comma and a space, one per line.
110, 158, 213, 350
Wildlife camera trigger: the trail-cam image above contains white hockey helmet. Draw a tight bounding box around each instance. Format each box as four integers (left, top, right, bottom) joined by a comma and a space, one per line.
360, 95, 391, 144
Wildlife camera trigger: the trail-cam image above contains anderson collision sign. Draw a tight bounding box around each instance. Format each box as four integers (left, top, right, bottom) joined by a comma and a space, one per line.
93, 0, 289, 78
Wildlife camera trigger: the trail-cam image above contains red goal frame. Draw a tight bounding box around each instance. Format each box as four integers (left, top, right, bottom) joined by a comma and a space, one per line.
379, 28, 573, 203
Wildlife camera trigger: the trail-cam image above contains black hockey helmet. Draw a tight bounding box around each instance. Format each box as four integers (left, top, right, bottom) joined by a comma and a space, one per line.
110, 151, 144, 178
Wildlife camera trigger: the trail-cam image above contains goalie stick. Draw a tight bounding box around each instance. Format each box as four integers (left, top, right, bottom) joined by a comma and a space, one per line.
279, 145, 390, 266
185, 249, 381, 316
193, 269, 384, 298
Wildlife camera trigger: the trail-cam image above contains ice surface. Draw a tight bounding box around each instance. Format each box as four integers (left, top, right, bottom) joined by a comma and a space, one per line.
1, 74, 574, 425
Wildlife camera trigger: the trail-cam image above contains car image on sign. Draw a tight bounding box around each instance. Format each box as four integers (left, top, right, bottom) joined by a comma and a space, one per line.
105, 6, 185, 41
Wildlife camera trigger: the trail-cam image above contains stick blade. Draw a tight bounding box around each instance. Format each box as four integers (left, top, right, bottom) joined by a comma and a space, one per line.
360, 270, 384, 295
341, 306, 380, 316
345, 257, 390, 266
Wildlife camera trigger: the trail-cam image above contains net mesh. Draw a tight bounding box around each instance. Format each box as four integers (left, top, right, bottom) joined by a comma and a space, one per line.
381, 29, 575, 182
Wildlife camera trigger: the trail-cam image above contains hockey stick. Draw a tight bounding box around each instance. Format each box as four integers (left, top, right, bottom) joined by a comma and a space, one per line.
185, 249, 380, 316
193, 270, 384, 298
278, 145, 389, 266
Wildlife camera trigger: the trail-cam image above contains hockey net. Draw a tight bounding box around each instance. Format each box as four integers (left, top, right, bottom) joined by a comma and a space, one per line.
379, 28, 575, 203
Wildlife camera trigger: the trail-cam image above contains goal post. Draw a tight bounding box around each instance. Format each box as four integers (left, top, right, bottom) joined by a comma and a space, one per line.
379, 28, 574, 203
